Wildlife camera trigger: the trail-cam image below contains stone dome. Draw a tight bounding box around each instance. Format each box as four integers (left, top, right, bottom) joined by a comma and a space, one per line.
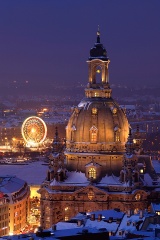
66, 97, 129, 153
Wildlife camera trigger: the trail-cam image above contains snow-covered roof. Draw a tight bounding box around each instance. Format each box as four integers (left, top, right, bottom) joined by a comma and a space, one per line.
151, 203, 160, 212
143, 173, 154, 186
85, 161, 102, 168
89, 209, 124, 220
99, 174, 120, 185
152, 160, 160, 174
63, 171, 89, 184
0, 175, 26, 194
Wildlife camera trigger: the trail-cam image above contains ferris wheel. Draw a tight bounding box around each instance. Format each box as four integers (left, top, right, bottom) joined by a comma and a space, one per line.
21, 116, 47, 145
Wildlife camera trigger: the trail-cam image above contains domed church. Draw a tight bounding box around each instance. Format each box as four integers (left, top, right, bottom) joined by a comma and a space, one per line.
66, 29, 129, 176
39, 30, 159, 229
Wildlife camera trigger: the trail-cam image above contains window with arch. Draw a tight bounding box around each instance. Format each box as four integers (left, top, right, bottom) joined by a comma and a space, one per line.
88, 167, 96, 179
115, 131, 120, 142
71, 125, 76, 141
95, 66, 102, 83
90, 126, 98, 143
64, 206, 70, 221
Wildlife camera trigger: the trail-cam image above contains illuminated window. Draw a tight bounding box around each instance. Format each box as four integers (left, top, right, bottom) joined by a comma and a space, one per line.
94, 92, 99, 97
140, 169, 144, 174
134, 208, 139, 214
95, 66, 102, 83
91, 132, 97, 142
89, 168, 96, 179
90, 126, 98, 143
115, 131, 120, 142
112, 108, 117, 114
133, 139, 136, 144
135, 193, 141, 201
64, 207, 69, 221
92, 108, 97, 115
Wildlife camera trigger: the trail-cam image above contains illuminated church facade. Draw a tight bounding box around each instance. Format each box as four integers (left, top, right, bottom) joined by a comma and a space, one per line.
39, 30, 159, 229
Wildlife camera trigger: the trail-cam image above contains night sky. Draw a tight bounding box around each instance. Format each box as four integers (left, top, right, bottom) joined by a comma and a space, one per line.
0, 0, 160, 95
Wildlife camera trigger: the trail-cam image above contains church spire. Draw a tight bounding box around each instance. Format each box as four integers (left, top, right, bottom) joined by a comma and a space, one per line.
97, 25, 100, 43
86, 29, 111, 98
125, 128, 134, 155
52, 127, 61, 153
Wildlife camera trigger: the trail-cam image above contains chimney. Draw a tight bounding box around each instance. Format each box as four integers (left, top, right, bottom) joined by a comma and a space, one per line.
91, 214, 95, 221
98, 214, 102, 221
139, 210, 144, 219
127, 209, 132, 218
109, 217, 113, 223
77, 220, 82, 226
52, 224, 57, 231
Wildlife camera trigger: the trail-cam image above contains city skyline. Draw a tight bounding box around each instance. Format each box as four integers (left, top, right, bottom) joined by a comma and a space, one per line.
0, 0, 160, 96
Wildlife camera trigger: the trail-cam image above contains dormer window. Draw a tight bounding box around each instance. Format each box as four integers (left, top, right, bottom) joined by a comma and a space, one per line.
85, 160, 101, 181
115, 131, 120, 142
71, 125, 76, 141
72, 125, 76, 131
112, 108, 117, 114
114, 126, 120, 142
89, 167, 96, 179
90, 126, 98, 143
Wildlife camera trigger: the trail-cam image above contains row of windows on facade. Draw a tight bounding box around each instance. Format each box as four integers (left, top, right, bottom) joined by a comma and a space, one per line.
71, 129, 120, 142
0, 227, 8, 236
0, 214, 8, 221
0, 221, 8, 227
14, 203, 22, 209
0, 207, 8, 213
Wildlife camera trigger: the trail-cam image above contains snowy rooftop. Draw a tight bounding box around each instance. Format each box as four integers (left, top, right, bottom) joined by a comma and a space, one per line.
49, 171, 122, 186
0, 175, 26, 194
1, 209, 159, 240
151, 202, 160, 212
152, 160, 160, 174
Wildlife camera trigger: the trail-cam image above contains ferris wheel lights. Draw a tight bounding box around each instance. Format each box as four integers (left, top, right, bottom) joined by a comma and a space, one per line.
21, 116, 47, 146
31, 128, 36, 133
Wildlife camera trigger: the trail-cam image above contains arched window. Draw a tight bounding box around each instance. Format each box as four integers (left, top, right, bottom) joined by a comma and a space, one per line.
114, 127, 120, 142
90, 126, 98, 143
64, 206, 70, 221
89, 168, 96, 179
115, 131, 120, 142
95, 66, 102, 83
71, 125, 76, 141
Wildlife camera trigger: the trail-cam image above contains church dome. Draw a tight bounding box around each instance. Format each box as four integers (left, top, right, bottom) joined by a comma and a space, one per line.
66, 97, 129, 152
65, 30, 129, 175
